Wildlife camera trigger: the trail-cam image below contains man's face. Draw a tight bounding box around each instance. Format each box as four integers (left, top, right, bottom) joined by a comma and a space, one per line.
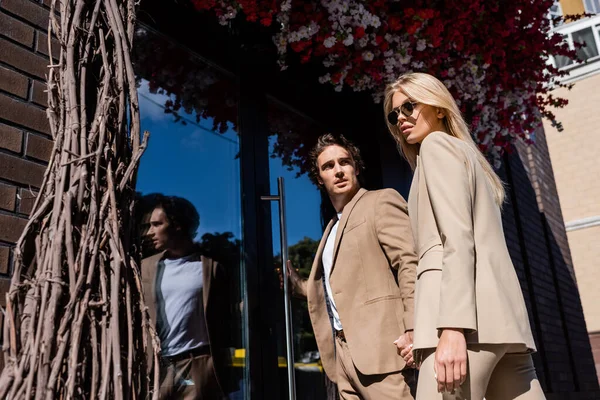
317, 145, 360, 199
147, 207, 175, 252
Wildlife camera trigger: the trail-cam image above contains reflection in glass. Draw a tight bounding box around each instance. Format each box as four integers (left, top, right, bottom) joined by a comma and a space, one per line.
133, 26, 247, 399
554, 53, 573, 69
573, 27, 599, 62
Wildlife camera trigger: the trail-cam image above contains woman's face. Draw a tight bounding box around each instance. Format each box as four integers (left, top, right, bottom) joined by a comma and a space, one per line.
390, 90, 446, 145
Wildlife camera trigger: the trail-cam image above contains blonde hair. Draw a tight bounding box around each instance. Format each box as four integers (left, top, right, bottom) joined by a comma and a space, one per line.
384, 72, 505, 205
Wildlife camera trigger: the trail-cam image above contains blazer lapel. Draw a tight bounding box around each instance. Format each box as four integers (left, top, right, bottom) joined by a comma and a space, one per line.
141, 251, 165, 330
330, 188, 368, 273
408, 157, 420, 228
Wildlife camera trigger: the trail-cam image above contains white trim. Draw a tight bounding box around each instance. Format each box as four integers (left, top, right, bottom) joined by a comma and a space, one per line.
554, 14, 600, 34
565, 216, 600, 231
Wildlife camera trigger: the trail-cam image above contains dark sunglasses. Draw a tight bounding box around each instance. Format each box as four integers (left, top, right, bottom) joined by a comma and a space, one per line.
387, 101, 418, 125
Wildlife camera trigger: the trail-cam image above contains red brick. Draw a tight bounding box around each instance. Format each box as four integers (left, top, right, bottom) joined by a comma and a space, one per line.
18, 188, 37, 215
0, 93, 49, 135
31, 79, 47, 107
37, 32, 59, 60
0, 246, 9, 274
26, 133, 53, 162
0, 184, 17, 212
0, 0, 50, 30
0, 152, 45, 188
0, 123, 23, 153
0, 66, 29, 98
0, 214, 27, 244
0, 37, 48, 79
0, 11, 35, 47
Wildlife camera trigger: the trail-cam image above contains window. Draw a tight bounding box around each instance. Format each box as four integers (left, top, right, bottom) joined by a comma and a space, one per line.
573, 27, 599, 61
549, 1, 563, 28
550, 14, 600, 76
585, 0, 600, 14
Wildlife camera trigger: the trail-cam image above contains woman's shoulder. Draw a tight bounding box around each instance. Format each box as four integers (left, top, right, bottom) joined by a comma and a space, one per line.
420, 131, 470, 161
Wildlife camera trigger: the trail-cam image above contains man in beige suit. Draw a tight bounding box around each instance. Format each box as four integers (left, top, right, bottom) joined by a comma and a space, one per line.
286, 133, 417, 400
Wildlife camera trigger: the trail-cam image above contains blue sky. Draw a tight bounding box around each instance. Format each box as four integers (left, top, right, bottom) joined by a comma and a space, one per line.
136, 80, 323, 251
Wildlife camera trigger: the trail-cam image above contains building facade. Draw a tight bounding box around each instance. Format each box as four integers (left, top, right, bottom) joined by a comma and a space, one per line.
0, 0, 599, 398
544, 0, 600, 385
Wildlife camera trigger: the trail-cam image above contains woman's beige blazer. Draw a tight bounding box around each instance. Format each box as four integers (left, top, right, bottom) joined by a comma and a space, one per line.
407, 131, 536, 356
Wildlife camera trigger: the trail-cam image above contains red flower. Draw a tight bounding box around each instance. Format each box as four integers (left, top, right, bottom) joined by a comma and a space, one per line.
388, 16, 402, 32
406, 22, 421, 35
355, 26, 366, 39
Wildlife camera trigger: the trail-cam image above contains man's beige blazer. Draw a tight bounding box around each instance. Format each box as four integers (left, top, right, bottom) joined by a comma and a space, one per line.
407, 131, 536, 357
306, 188, 417, 382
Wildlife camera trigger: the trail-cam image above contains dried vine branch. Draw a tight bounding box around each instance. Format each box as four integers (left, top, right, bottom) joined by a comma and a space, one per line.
0, 0, 159, 398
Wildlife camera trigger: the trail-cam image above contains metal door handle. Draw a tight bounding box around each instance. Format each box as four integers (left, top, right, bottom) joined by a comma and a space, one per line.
261, 177, 296, 400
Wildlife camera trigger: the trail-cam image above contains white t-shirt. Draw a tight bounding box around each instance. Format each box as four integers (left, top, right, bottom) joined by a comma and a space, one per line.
322, 212, 343, 331
156, 254, 209, 356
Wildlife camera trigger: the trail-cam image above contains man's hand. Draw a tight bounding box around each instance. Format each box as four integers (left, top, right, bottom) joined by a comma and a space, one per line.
394, 330, 415, 368
434, 328, 467, 393
277, 260, 307, 299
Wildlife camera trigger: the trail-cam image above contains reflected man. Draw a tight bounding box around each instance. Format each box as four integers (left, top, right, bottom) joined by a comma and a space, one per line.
286, 133, 418, 400
141, 194, 233, 400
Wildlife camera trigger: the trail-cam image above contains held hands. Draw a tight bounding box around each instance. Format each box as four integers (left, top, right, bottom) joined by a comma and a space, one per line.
276, 260, 307, 299
434, 328, 467, 393
394, 330, 415, 369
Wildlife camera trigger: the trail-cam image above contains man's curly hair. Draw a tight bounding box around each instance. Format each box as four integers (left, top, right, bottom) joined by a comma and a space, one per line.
143, 194, 200, 241
308, 133, 365, 188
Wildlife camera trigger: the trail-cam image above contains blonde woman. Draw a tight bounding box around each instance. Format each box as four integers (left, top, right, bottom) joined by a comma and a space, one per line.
384, 73, 545, 400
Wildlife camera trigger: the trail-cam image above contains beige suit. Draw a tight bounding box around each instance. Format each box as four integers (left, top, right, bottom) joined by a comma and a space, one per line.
306, 188, 417, 390
408, 131, 543, 399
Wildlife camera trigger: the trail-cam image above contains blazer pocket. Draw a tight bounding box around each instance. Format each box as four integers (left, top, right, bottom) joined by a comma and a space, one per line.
364, 294, 401, 305
417, 243, 443, 278
345, 217, 366, 233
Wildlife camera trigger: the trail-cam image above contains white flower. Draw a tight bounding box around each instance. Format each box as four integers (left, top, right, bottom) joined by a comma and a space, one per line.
323, 58, 335, 67
280, 0, 292, 12
324, 36, 337, 48
416, 39, 427, 51
399, 54, 411, 65
363, 51, 374, 61
319, 73, 331, 84
343, 34, 354, 46
371, 16, 381, 28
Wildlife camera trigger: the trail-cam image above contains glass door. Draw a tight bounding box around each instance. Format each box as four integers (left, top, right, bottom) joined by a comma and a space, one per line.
263, 99, 330, 400
133, 25, 249, 399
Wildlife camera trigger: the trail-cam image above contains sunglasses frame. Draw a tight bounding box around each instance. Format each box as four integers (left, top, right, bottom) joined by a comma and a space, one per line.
387, 101, 418, 126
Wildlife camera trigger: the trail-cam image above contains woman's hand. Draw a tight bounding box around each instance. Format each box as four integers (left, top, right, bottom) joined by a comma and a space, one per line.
434, 328, 467, 393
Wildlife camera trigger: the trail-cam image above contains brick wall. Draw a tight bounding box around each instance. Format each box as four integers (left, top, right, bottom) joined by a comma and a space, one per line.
508, 126, 599, 394
0, 0, 55, 370
543, 68, 600, 387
